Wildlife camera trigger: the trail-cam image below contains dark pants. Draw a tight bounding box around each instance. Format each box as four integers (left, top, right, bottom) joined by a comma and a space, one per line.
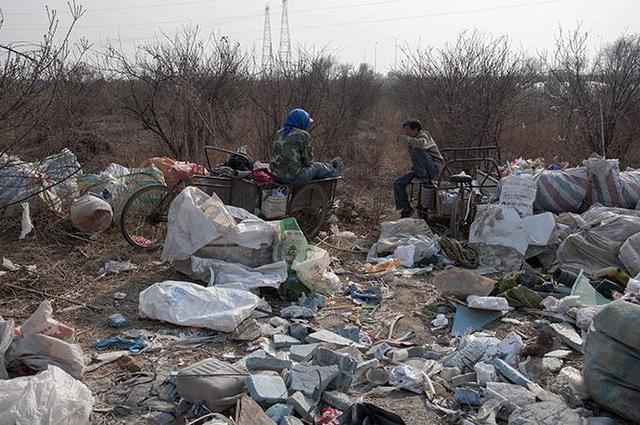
292, 158, 342, 186
393, 150, 439, 210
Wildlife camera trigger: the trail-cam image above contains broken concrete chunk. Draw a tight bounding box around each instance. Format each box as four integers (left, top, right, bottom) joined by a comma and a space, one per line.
550, 323, 583, 352
231, 319, 262, 341
340, 324, 360, 342
314, 347, 358, 392
474, 362, 496, 386
444, 334, 500, 369
433, 268, 496, 298
322, 390, 352, 411
365, 367, 389, 385
307, 329, 363, 347
270, 317, 289, 328
245, 375, 289, 405
273, 334, 301, 349
450, 373, 477, 387
486, 382, 536, 408
264, 403, 293, 423
507, 401, 582, 425
484, 331, 524, 365
557, 366, 587, 399
439, 367, 461, 381
544, 350, 572, 359
289, 344, 320, 363
467, 295, 511, 311
287, 364, 339, 397
281, 416, 304, 425
245, 356, 293, 372
367, 342, 393, 360
287, 391, 315, 422
455, 388, 482, 406
542, 357, 563, 373
288, 323, 311, 341
494, 359, 534, 387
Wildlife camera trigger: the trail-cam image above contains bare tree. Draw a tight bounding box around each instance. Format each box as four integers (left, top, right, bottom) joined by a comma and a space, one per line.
0, 2, 87, 158
105, 27, 247, 163
393, 30, 534, 149
247, 51, 381, 161
547, 28, 640, 160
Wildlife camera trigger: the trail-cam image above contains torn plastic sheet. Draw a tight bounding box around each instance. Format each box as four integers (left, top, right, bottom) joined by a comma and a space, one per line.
98, 260, 138, 276
0, 365, 94, 425
161, 187, 236, 262
19, 202, 33, 239
177, 256, 287, 290
451, 305, 502, 336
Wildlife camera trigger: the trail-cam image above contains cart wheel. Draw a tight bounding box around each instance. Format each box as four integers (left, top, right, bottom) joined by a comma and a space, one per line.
289, 183, 329, 239
121, 184, 173, 250
449, 189, 478, 240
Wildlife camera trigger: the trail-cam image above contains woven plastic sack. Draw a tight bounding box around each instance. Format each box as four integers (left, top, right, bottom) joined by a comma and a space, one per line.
585, 158, 625, 207
499, 174, 537, 217
533, 167, 589, 213
1, 148, 82, 216
139, 281, 260, 332
619, 170, 640, 209
557, 214, 640, 273
584, 301, 640, 423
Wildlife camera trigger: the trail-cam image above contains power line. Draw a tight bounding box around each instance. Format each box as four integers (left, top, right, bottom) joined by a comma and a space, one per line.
107, 0, 573, 44
1, 0, 226, 16
2, 0, 408, 31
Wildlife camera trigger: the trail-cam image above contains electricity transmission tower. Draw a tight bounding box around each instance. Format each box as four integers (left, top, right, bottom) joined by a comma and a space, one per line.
278, 0, 292, 69
261, 3, 273, 72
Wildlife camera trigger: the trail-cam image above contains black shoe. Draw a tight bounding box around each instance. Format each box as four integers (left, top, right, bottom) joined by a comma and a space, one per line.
400, 207, 415, 218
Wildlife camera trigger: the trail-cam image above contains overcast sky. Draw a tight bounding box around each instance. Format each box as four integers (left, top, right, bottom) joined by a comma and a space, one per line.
1, 0, 638, 72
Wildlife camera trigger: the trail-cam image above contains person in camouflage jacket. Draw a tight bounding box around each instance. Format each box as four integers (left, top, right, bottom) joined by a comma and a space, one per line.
271, 108, 342, 186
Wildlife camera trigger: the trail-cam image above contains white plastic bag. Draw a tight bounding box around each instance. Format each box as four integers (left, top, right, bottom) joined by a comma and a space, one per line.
179, 256, 287, 290
0, 365, 94, 425
139, 281, 260, 332
292, 246, 341, 295
161, 187, 236, 262
19, 203, 33, 239
7, 301, 85, 379
499, 174, 537, 217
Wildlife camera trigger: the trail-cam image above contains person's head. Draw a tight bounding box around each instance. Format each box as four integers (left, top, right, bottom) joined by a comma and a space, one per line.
402, 119, 422, 137
285, 108, 313, 132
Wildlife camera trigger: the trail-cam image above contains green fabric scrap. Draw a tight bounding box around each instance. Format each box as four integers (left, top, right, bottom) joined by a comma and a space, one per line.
501, 284, 543, 308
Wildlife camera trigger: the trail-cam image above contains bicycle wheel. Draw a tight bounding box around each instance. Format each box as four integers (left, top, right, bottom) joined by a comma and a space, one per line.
121, 185, 173, 250
289, 183, 329, 239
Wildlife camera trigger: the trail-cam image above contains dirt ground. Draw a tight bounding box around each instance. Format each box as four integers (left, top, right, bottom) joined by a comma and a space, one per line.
0, 191, 597, 424
0, 190, 462, 424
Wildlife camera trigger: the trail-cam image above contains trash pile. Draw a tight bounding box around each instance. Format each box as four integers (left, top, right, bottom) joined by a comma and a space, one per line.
3, 152, 640, 424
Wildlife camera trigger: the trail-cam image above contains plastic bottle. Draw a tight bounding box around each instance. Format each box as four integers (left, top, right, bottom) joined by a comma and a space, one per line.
363, 258, 401, 274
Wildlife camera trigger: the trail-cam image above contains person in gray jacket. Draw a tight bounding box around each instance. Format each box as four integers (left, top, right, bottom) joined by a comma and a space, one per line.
393, 119, 444, 218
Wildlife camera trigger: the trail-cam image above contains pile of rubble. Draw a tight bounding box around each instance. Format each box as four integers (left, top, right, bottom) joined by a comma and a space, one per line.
2, 152, 640, 424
